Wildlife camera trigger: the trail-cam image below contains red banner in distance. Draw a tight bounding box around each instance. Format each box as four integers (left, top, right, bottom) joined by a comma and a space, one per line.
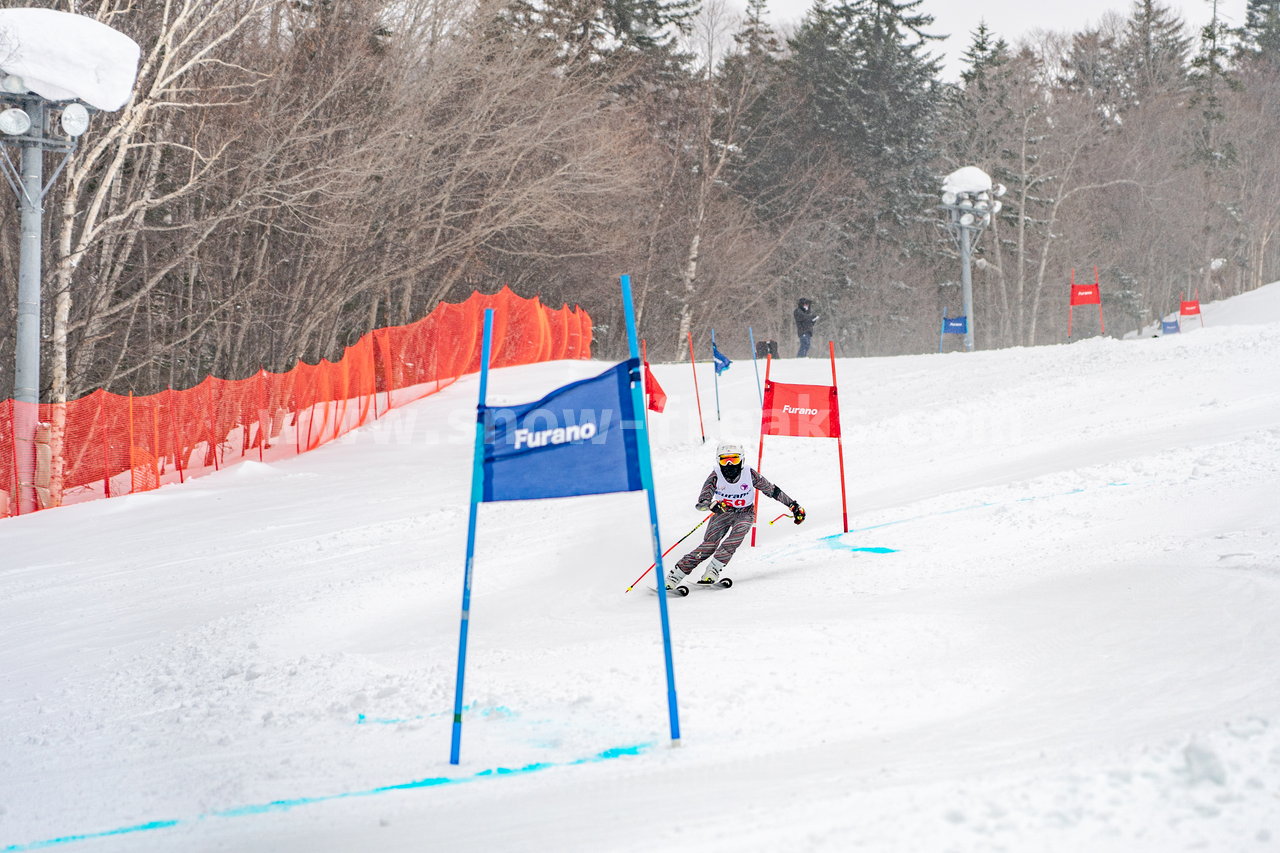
1070, 284, 1101, 306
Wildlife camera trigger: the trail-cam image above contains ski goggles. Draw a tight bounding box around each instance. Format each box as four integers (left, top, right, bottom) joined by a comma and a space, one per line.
717, 453, 742, 465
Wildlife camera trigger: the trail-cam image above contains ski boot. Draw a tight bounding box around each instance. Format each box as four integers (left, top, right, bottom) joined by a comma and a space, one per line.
697, 559, 726, 585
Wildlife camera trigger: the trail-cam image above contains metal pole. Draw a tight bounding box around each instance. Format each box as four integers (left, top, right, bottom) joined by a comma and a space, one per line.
710, 328, 721, 422
619, 274, 681, 746
959, 224, 974, 352
748, 326, 762, 405
14, 99, 45, 514
450, 308, 495, 765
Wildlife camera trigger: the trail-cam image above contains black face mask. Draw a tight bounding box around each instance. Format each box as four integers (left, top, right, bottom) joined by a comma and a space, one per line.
720, 462, 743, 481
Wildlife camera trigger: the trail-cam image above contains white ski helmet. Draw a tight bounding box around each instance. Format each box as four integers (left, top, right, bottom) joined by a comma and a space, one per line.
715, 441, 745, 463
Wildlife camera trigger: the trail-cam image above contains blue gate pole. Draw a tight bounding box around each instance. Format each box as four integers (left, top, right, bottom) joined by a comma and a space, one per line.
450, 308, 495, 765
748, 326, 762, 405
710, 327, 722, 422
939, 317, 945, 353
620, 275, 681, 745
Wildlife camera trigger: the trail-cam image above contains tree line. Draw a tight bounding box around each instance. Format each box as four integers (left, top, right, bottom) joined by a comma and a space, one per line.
3, 0, 1280, 403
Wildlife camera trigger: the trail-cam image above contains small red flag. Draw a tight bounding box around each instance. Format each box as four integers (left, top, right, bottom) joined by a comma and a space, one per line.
644, 360, 667, 413
1180, 300, 1201, 316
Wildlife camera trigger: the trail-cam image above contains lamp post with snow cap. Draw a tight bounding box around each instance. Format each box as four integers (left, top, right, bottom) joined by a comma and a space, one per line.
0, 8, 139, 513
939, 166, 1004, 352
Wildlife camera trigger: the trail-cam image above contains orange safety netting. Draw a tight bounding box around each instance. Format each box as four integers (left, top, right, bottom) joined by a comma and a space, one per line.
0, 286, 592, 518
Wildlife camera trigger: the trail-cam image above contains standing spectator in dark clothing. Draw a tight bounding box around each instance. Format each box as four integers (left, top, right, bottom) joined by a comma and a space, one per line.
793, 298, 819, 357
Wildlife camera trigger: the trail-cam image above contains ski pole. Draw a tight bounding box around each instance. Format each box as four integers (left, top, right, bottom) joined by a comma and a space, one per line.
625, 513, 713, 592
768, 512, 792, 525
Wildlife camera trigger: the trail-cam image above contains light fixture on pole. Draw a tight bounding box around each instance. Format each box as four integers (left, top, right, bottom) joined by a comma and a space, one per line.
939, 166, 1004, 352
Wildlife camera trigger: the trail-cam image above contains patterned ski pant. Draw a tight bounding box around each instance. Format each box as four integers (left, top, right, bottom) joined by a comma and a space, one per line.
675, 511, 753, 572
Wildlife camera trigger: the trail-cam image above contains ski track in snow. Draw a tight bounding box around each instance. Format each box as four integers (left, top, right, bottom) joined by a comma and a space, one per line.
3, 287, 1280, 851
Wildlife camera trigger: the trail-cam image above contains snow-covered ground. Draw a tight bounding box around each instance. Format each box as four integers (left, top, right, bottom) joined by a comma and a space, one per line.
4, 284, 1279, 852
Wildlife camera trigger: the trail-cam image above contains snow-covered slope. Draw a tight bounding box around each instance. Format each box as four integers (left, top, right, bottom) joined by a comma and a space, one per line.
4, 284, 1280, 853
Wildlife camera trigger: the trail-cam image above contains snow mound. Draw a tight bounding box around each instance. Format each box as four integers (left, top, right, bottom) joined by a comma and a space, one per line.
1200, 280, 1280, 326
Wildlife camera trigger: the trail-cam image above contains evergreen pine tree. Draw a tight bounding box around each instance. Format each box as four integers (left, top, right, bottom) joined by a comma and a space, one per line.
787, 0, 943, 235
498, 0, 698, 79
1060, 25, 1130, 122
946, 21, 1012, 165
1122, 0, 1192, 101
1189, 5, 1239, 172
958, 20, 1010, 89
1237, 0, 1280, 64
733, 0, 784, 61
1188, 1, 1243, 293
720, 0, 797, 219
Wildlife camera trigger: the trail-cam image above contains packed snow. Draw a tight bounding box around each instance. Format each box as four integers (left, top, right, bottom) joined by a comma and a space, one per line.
3, 284, 1280, 852
0, 9, 139, 111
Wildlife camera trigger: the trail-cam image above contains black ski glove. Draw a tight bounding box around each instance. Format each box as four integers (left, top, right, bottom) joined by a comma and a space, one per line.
710, 500, 732, 514
790, 502, 805, 524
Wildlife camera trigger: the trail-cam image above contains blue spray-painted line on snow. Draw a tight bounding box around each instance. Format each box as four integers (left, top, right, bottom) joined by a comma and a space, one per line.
356, 712, 424, 725
1, 821, 182, 852
355, 704, 517, 726
2, 743, 652, 852
818, 540, 898, 553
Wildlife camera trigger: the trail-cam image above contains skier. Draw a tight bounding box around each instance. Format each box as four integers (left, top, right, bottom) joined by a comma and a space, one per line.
668, 441, 805, 589
794, 297, 819, 357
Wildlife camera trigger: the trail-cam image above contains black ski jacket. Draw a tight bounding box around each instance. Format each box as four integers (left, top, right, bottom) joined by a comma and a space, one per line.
794, 305, 819, 336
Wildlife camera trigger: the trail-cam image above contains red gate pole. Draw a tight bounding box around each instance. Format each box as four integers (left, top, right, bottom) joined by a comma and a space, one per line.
1095, 266, 1105, 334
750, 354, 772, 548
1067, 268, 1075, 340
641, 339, 651, 427
830, 341, 849, 534
686, 332, 706, 444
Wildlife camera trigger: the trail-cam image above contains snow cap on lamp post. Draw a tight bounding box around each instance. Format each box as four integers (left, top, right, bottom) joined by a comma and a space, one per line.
0, 8, 140, 111
942, 166, 993, 197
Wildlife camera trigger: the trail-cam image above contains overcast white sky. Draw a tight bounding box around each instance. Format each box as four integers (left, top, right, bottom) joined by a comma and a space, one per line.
761, 0, 1248, 80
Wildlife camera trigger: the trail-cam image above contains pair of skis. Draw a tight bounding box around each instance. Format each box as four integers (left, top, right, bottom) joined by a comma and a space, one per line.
664, 575, 733, 597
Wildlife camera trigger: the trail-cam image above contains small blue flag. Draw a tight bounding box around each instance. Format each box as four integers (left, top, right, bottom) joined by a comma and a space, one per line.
942, 316, 968, 334
713, 343, 732, 375
1161, 319, 1180, 334
481, 359, 643, 502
